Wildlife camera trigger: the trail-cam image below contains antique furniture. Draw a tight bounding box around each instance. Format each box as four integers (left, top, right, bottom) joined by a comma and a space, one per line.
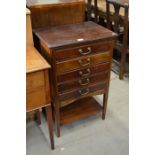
26, 8, 39, 121
26, 0, 85, 29
33, 21, 117, 137
26, 46, 54, 149
26, 8, 54, 149
106, 0, 129, 79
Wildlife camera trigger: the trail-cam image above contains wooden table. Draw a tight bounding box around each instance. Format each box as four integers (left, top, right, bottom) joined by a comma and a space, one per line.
26, 0, 85, 29
33, 21, 117, 137
26, 46, 54, 149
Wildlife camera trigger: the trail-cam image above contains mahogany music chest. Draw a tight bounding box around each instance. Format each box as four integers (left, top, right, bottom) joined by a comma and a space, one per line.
33, 21, 117, 137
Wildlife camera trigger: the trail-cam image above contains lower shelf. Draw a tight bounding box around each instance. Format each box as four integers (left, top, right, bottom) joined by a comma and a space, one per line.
60, 97, 102, 126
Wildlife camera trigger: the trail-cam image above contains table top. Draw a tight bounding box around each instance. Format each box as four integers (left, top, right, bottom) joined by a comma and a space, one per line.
27, 0, 84, 8
26, 46, 51, 73
34, 21, 117, 49
107, 0, 128, 7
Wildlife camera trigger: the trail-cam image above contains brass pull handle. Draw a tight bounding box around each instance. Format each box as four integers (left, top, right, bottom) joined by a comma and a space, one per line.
78, 78, 90, 86
79, 68, 91, 77
78, 88, 90, 96
78, 58, 90, 67
78, 47, 92, 55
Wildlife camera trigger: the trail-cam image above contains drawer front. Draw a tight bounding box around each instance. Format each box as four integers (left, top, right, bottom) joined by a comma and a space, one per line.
58, 71, 109, 94
55, 42, 112, 62
56, 52, 111, 74
26, 71, 45, 92
59, 82, 107, 102
57, 62, 111, 83
26, 88, 47, 111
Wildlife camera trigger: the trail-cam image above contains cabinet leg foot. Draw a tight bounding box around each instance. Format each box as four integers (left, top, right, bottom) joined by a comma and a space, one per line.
102, 92, 108, 120
46, 105, 54, 150
54, 104, 60, 137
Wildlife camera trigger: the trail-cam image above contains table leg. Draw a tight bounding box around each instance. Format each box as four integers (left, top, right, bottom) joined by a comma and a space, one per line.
46, 105, 54, 150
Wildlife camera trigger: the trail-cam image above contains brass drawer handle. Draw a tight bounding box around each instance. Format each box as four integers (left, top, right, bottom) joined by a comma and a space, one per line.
78, 78, 90, 86
78, 58, 90, 67
78, 47, 92, 55
78, 88, 90, 96
79, 68, 91, 77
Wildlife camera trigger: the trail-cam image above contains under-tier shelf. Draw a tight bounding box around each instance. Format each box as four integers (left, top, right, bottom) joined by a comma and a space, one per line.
60, 97, 102, 126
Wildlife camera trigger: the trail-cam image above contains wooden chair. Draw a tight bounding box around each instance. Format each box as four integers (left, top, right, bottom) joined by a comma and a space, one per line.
85, 0, 125, 23
106, 0, 129, 79
85, 0, 98, 22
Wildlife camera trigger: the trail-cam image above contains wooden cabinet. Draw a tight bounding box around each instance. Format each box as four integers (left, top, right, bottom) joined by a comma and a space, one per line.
26, 0, 85, 29
33, 21, 117, 137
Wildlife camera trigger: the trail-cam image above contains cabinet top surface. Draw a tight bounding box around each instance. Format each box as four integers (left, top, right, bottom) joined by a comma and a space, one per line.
26, 46, 51, 73
34, 21, 117, 49
27, 0, 84, 7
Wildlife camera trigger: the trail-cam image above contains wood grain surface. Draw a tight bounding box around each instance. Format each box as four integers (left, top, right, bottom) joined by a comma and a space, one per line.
26, 46, 51, 73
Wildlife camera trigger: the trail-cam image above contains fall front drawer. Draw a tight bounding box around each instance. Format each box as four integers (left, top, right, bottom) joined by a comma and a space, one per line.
55, 41, 112, 62
56, 52, 111, 74
58, 71, 109, 94
57, 62, 111, 83
59, 82, 108, 103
